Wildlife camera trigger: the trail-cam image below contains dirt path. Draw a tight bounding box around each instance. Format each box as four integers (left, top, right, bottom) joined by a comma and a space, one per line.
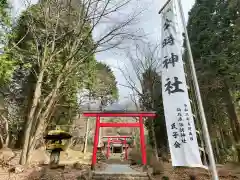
0, 164, 91, 180
0, 148, 93, 180
146, 162, 240, 180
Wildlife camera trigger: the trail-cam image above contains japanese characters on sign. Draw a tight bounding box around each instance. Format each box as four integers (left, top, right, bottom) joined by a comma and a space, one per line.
163, 53, 179, 69
171, 122, 181, 148
160, 0, 202, 167
161, 13, 184, 97
171, 108, 188, 149
165, 77, 184, 95
177, 108, 187, 144
184, 104, 194, 141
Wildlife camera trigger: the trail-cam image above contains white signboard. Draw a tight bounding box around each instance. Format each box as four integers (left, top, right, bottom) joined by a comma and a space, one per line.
160, 0, 202, 167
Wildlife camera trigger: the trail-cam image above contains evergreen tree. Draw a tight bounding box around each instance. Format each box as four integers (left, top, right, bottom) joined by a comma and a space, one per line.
187, 0, 240, 162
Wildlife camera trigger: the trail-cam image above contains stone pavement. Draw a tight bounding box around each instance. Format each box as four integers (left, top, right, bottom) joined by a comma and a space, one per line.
92, 164, 148, 180
94, 164, 145, 175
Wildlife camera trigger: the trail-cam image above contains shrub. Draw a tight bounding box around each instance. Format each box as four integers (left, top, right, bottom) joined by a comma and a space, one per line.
128, 148, 142, 165
96, 150, 106, 162
149, 155, 164, 175
146, 147, 164, 175
162, 176, 169, 180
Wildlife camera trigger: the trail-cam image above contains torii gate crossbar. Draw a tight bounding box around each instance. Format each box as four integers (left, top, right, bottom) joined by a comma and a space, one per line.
83, 111, 156, 170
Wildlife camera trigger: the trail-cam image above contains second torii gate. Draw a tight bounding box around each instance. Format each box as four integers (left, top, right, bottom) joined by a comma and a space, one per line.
83, 111, 156, 170
102, 135, 132, 160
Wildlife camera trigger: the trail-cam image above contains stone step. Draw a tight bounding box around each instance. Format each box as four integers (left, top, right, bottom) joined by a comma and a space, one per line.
91, 164, 149, 180
92, 173, 149, 180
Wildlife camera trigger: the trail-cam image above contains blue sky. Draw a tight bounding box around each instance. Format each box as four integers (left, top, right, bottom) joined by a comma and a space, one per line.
10, 0, 195, 103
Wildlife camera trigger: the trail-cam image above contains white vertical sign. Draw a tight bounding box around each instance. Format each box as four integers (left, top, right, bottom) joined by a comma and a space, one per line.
160, 0, 202, 167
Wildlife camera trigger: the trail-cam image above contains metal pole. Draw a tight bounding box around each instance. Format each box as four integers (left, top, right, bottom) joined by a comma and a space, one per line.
176, 0, 219, 179
158, 0, 172, 14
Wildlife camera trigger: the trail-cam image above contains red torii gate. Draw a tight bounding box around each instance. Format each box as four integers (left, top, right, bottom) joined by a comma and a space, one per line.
102, 135, 132, 160
83, 111, 156, 170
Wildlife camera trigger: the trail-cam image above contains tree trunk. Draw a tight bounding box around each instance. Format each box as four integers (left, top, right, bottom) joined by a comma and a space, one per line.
83, 93, 91, 154
236, 148, 240, 162
15, 128, 25, 149
0, 134, 4, 149
20, 70, 45, 165
150, 120, 159, 160
223, 80, 240, 162
27, 75, 62, 163
0, 116, 10, 148
199, 131, 207, 165
132, 118, 138, 147
214, 140, 220, 163
5, 120, 9, 147
223, 81, 240, 141
0, 114, 9, 147
219, 129, 225, 149
83, 118, 90, 154
20, 121, 33, 165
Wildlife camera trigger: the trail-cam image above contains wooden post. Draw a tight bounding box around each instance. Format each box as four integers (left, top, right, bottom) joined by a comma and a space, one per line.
126, 146, 128, 160
107, 137, 110, 159
125, 138, 128, 160
123, 138, 127, 160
